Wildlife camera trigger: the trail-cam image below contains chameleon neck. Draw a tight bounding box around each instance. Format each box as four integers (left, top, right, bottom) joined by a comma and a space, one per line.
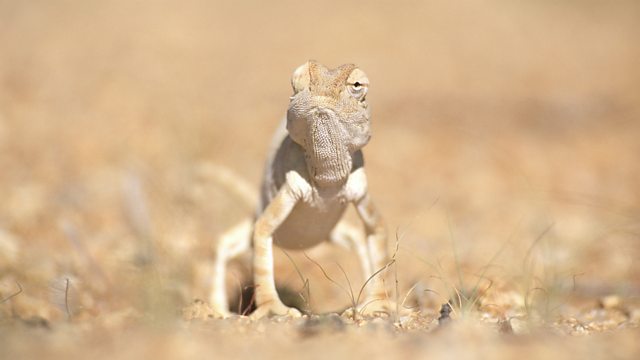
305, 117, 352, 188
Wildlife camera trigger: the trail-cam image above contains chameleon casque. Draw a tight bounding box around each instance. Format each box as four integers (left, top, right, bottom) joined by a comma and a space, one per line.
210, 61, 392, 318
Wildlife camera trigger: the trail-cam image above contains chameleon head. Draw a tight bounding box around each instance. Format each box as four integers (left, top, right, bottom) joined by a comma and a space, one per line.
286, 61, 372, 186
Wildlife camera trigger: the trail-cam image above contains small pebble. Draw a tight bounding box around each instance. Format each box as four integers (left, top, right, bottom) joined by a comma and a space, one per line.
599, 295, 621, 309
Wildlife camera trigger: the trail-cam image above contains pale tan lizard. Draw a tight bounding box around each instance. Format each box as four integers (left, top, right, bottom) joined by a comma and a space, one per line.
210, 61, 392, 319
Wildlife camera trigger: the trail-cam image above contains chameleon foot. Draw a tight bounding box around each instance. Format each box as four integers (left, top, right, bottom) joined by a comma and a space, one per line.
250, 301, 302, 320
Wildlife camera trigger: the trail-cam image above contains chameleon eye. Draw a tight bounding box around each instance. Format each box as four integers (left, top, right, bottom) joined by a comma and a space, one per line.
349, 82, 367, 100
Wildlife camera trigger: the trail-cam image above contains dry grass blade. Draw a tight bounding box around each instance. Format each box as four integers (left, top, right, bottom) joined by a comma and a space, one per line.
303, 252, 355, 308
356, 259, 396, 307
281, 248, 312, 311
241, 285, 257, 317
523, 222, 555, 271
0, 281, 23, 303
446, 211, 464, 292
399, 283, 420, 310
64, 278, 72, 320
335, 262, 356, 307
525, 287, 550, 317
354, 235, 400, 308
231, 272, 244, 314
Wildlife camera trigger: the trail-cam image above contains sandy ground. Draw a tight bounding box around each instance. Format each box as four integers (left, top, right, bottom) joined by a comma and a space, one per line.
1, 0, 639, 358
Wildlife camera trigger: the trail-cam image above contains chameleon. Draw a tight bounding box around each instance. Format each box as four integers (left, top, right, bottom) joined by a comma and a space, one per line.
210, 61, 392, 318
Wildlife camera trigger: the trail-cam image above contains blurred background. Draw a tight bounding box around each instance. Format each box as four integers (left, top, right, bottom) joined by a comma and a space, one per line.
0, 0, 639, 355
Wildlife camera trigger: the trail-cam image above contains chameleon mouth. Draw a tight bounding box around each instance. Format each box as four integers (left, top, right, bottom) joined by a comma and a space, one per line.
306, 110, 352, 186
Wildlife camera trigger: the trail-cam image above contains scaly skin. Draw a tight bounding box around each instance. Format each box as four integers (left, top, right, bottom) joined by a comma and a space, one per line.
210, 61, 395, 319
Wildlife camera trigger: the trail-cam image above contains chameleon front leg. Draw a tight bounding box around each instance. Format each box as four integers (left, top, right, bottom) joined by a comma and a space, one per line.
330, 222, 373, 284
250, 182, 303, 319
